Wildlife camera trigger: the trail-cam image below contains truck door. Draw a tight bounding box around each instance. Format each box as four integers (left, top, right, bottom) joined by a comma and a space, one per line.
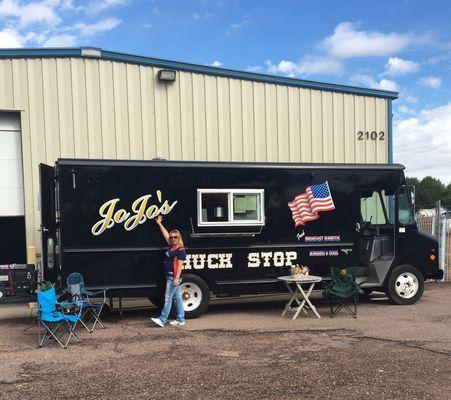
39, 163, 58, 283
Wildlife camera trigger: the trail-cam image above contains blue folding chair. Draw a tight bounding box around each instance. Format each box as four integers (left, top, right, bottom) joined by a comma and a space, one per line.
66, 272, 107, 333
37, 287, 82, 349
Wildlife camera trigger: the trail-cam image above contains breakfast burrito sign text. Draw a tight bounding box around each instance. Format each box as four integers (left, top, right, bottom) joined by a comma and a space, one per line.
91, 190, 178, 236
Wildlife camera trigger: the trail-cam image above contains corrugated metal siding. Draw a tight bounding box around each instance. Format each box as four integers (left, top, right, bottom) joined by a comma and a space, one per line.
0, 57, 389, 251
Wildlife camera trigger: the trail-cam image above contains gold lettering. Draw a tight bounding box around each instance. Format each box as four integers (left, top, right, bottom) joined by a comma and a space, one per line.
91, 191, 178, 236
91, 198, 120, 236
124, 194, 152, 231
114, 209, 130, 224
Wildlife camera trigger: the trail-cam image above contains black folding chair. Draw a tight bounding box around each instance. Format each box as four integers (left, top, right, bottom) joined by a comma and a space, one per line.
66, 273, 107, 333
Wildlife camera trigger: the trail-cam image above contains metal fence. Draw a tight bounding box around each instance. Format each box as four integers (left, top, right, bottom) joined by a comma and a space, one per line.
416, 207, 450, 282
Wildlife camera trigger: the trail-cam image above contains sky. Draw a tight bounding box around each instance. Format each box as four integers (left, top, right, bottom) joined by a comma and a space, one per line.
0, 0, 450, 184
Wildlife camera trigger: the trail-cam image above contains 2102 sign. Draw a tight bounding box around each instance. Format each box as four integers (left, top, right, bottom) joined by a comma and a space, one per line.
357, 131, 385, 141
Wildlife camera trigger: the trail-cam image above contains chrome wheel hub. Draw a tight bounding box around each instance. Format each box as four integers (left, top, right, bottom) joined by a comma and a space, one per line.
180, 282, 202, 311
395, 272, 419, 299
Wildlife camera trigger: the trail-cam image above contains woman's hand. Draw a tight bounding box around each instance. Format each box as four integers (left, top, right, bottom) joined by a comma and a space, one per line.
156, 215, 163, 224
174, 277, 180, 286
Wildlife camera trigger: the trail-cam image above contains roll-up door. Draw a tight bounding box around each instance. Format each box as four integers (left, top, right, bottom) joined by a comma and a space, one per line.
0, 112, 25, 264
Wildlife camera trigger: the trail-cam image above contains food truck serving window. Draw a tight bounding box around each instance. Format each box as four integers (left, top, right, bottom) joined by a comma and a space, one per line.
197, 189, 265, 226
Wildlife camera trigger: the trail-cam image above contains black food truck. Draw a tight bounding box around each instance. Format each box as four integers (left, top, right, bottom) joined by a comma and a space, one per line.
39, 159, 442, 317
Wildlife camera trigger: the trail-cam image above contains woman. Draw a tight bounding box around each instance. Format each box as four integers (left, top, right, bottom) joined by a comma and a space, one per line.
151, 215, 186, 327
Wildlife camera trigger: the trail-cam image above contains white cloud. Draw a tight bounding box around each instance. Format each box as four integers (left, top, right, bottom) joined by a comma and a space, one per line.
418, 76, 442, 89
404, 95, 419, 104
384, 57, 420, 76
322, 22, 414, 59
72, 17, 121, 37
209, 60, 223, 67
0, 1, 127, 48
297, 56, 343, 75
265, 57, 343, 77
246, 65, 264, 73
226, 18, 249, 35
350, 74, 399, 92
83, 0, 129, 15
44, 33, 77, 47
266, 60, 298, 75
394, 103, 451, 184
0, 27, 25, 47
396, 105, 416, 115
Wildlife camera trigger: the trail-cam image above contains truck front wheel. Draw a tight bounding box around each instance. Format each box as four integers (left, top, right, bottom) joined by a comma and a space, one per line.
386, 265, 424, 305
180, 274, 210, 319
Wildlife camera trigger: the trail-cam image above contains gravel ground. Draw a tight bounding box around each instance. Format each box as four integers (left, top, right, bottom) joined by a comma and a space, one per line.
0, 284, 450, 400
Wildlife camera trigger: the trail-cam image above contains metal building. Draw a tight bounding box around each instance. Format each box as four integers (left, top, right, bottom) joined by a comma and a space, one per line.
0, 47, 398, 264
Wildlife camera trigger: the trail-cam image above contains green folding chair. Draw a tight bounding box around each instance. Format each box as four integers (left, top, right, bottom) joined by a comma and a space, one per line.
324, 267, 364, 318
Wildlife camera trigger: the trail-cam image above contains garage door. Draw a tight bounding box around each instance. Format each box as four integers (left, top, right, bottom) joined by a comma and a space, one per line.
0, 112, 25, 264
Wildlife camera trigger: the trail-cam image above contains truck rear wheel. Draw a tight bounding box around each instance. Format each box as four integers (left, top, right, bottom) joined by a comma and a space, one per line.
180, 274, 210, 319
386, 265, 424, 305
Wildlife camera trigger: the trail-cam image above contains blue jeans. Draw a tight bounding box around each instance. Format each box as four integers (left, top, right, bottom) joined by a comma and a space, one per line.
159, 277, 185, 324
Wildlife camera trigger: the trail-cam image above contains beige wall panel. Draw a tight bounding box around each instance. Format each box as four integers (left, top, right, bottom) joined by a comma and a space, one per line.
154, 73, 169, 158
354, 95, 366, 163
321, 91, 334, 162
311, 90, 323, 161
241, 80, 255, 161
12, 60, 27, 110
253, 82, 266, 161
140, 66, 157, 159
365, 96, 377, 163
0, 59, 13, 108
70, 59, 89, 158
98, 61, 116, 158
179, 72, 195, 160
27, 59, 47, 248
288, 87, 300, 162
376, 98, 388, 163
343, 94, 355, 163
12, 60, 34, 246
265, 84, 277, 161
166, 70, 182, 160
112, 62, 130, 159
205, 76, 219, 161
41, 59, 61, 164
229, 79, 243, 161
126, 64, 143, 159
192, 74, 207, 160
276, 85, 289, 162
85, 60, 103, 158
332, 92, 344, 162
56, 59, 75, 158
217, 77, 231, 161
299, 89, 312, 162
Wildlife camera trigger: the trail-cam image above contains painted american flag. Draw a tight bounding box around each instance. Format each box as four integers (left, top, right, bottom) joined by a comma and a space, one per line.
288, 181, 335, 227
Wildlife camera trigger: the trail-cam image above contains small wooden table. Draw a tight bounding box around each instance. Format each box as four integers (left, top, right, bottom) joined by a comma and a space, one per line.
278, 275, 322, 320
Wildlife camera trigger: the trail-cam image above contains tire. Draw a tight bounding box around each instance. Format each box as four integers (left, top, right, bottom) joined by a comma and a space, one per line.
386, 265, 424, 305
179, 274, 210, 319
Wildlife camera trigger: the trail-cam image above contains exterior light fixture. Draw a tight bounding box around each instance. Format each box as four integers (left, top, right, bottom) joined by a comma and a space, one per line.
158, 69, 176, 82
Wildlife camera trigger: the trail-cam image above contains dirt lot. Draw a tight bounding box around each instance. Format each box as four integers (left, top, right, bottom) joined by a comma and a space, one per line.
1, 284, 450, 400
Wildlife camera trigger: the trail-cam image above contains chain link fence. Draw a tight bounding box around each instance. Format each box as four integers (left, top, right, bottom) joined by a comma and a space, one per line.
416, 206, 450, 282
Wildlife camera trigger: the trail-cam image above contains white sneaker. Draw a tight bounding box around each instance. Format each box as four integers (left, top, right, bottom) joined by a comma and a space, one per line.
169, 320, 186, 326
151, 317, 165, 327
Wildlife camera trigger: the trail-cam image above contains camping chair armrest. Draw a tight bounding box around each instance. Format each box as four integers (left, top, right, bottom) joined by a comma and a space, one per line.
56, 300, 84, 313
86, 289, 108, 303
